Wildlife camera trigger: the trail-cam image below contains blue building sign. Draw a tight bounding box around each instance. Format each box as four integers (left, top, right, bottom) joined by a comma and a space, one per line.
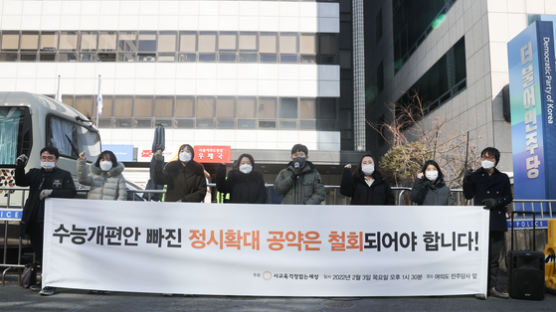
507, 21, 556, 207
102, 145, 134, 162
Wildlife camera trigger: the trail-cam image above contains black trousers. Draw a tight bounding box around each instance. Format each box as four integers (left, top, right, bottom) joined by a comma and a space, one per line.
27, 221, 44, 267
488, 231, 506, 289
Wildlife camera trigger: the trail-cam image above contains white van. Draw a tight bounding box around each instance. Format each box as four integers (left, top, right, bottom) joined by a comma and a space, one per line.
0, 92, 101, 205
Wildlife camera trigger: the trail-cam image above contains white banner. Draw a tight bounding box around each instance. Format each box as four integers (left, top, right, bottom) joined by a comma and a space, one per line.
43, 199, 489, 296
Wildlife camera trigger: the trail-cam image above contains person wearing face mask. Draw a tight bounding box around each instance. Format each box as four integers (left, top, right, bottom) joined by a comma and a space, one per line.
215, 153, 266, 204
410, 160, 454, 205
340, 154, 394, 205
274, 144, 325, 205
463, 147, 512, 299
77, 150, 127, 200
150, 144, 206, 202
15, 146, 76, 296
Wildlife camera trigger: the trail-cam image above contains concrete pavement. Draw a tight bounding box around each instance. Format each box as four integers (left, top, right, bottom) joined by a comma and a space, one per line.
1, 278, 555, 312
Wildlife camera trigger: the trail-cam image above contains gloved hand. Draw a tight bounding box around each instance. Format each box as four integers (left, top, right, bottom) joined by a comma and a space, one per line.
40, 189, 53, 200
292, 157, 305, 172
16, 154, 28, 167
463, 169, 473, 182
482, 198, 498, 209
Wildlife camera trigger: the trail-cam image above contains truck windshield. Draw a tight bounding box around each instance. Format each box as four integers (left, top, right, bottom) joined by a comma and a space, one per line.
47, 115, 101, 161
0, 107, 28, 166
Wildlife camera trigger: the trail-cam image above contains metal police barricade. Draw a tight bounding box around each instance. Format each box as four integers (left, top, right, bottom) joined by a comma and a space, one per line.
132, 185, 467, 206
0, 187, 91, 285
0, 186, 27, 285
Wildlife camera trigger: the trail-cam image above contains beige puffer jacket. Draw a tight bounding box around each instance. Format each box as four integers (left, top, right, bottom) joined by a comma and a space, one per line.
77, 159, 127, 200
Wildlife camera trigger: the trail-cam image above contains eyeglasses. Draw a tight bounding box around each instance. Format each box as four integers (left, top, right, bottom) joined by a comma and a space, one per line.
40, 156, 56, 161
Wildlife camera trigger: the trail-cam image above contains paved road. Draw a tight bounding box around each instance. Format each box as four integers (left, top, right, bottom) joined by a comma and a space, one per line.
1, 278, 555, 312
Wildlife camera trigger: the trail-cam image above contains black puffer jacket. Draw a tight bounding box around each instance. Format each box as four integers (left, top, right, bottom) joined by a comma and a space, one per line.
215, 165, 266, 204
463, 167, 512, 231
410, 177, 454, 205
15, 166, 76, 234
340, 167, 394, 205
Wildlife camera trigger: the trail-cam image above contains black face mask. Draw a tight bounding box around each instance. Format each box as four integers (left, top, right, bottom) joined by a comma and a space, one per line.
293, 157, 306, 169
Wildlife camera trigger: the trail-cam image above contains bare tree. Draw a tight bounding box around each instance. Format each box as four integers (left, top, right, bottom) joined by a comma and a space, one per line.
367, 93, 479, 187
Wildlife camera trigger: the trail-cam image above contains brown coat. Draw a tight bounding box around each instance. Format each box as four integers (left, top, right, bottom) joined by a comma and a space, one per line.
150, 155, 207, 202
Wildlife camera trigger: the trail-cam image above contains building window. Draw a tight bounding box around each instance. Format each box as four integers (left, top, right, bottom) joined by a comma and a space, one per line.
279, 33, 298, 63
196, 96, 215, 118
300, 33, 316, 63
138, 32, 156, 62
113, 96, 133, 117
175, 96, 195, 117
260, 32, 277, 63
237, 97, 256, 118
280, 98, 298, 119
198, 32, 216, 62
80, 32, 98, 51
318, 34, 337, 64
393, 0, 456, 72
51, 95, 341, 131
154, 97, 173, 117
216, 97, 235, 119
258, 97, 277, 118
100, 96, 113, 117
59, 32, 78, 50
1, 30, 341, 65
180, 32, 197, 52
395, 37, 467, 128
99, 32, 116, 50
134, 96, 153, 117
118, 32, 137, 52
299, 98, 316, 119
74, 96, 94, 118
1, 32, 19, 50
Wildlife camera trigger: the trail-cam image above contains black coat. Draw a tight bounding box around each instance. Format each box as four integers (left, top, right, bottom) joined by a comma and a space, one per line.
215, 165, 266, 204
150, 155, 206, 202
15, 166, 76, 234
463, 167, 513, 232
340, 168, 394, 205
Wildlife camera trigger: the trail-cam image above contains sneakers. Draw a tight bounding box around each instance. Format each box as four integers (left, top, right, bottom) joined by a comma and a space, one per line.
39, 286, 56, 296
488, 287, 510, 299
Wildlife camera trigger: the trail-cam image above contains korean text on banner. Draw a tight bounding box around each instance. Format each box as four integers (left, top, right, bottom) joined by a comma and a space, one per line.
42, 199, 489, 297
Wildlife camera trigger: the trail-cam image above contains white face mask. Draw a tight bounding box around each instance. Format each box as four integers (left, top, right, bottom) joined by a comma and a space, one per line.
99, 160, 113, 171
179, 151, 192, 162
481, 160, 495, 170
361, 164, 374, 176
425, 170, 438, 181
239, 164, 252, 174
40, 161, 56, 170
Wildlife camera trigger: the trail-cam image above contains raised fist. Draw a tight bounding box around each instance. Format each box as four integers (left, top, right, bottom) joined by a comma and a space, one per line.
16, 154, 28, 167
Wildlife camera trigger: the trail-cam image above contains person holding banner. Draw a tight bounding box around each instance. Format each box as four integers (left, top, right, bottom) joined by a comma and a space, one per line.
274, 144, 325, 204
150, 144, 206, 202
215, 153, 266, 204
15, 146, 76, 296
463, 147, 512, 299
410, 160, 454, 205
340, 154, 394, 205
77, 151, 127, 200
